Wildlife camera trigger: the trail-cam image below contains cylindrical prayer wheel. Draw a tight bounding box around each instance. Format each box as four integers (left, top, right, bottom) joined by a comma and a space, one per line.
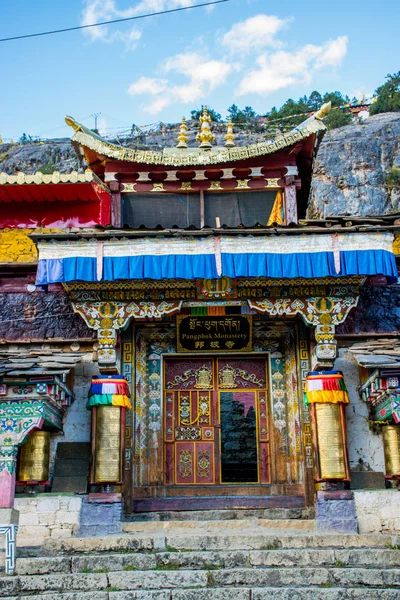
382, 426, 400, 477
315, 403, 347, 479
18, 431, 50, 482
94, 406, 122, 483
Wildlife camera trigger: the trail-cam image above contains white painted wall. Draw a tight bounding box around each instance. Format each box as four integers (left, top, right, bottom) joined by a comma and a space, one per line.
49, 358, 98, 478
334, 348, 385, 472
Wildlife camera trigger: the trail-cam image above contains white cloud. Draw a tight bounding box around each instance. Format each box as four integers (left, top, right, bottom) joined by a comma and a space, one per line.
81, 0, 195, 47
128, 51, 233, 114
237, 36, 348, 97
128, 77, 168, 95
222, 14, 288, 52
315, 36, 348, 69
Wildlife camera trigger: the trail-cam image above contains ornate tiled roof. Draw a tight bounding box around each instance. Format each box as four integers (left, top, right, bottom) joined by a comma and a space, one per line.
65, 112, 328, 168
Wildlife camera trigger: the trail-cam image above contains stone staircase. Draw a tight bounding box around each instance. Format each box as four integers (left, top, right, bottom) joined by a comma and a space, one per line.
1, 518, 400, 599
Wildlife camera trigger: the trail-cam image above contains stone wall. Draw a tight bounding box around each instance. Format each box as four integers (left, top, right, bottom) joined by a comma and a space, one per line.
335, 349, 385, 472
49, 360, 97, 479
0, 293, 95, 341
13, 495, 82, 547
354, 490, 400, 533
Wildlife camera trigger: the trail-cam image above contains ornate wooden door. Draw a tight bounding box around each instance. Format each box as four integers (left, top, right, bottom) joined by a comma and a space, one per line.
164, 357, 269, 485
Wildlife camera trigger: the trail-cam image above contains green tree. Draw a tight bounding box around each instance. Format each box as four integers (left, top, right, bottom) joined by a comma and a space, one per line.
370, 72, 400, 115
307, 91, 323, 111
322, 91, 350, 108
324, 108, 352, 130
190, 106, 222, 122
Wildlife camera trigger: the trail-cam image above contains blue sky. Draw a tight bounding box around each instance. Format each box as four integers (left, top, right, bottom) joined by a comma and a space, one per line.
0, 0, 399, 140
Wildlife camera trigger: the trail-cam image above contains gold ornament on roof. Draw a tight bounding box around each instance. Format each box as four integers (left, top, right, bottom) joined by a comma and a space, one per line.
225, 119, 235, 147
196, 107, 215, 149
177, 117, 188, 149
315, 102, 331, 120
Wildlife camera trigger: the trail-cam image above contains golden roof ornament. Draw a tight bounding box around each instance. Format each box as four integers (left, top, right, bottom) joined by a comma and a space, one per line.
315, 102, 331, 120
176, 117, 188, 149
225, 118, 235, 147
196, 106, 215, 149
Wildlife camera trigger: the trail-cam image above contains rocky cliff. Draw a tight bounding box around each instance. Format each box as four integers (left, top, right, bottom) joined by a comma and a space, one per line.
1, 113, 399, 219
308, 112, 400, 218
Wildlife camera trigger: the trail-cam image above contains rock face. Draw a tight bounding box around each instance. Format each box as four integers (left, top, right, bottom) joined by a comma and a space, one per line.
308, 113, 400, 218
0, 138, 79, 174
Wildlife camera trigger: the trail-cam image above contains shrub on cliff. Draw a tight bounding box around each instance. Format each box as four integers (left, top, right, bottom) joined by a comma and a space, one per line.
370, 72, 400, 115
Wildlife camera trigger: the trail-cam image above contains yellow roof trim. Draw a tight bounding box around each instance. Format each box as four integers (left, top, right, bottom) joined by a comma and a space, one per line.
65, 115, 327, 168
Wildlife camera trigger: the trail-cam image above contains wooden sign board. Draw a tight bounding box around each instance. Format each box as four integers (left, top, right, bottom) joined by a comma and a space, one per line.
177, 315, 252, 353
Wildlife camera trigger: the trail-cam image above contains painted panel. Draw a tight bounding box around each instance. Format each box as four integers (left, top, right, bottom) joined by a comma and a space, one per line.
195, 442, 215, 484
175, 443, 195, 484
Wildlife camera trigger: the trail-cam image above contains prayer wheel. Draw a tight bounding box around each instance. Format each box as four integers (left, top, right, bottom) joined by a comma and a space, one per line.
382, 425, 400, 478
315, 403, 347, 480
18, 431, 50, 482
94, 406, 122, 483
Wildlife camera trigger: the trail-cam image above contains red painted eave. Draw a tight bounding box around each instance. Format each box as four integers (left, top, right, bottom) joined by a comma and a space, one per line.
0, 181, 110, 203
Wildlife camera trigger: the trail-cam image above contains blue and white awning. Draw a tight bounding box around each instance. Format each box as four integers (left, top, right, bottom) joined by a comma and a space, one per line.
35, 232, 398, 285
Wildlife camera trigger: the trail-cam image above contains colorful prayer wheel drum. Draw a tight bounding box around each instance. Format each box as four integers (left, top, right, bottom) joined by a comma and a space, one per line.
94, 406, 122, 483
18, 431, 50, 482
382, 426, 400, 477
315, 403, 347, 479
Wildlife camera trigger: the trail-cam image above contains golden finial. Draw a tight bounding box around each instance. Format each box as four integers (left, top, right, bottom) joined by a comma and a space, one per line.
196, 106, 215, 149
315, 102, 331, 120
176, 117, 188, 149
0, 135, 3, 145
225, 118, 235, 147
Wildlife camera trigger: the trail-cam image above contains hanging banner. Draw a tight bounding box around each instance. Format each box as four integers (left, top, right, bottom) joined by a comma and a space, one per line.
177, 315, 252, 353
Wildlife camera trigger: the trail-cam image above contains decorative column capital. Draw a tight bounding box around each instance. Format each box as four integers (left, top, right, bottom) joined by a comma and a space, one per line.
72, 300, 182, 370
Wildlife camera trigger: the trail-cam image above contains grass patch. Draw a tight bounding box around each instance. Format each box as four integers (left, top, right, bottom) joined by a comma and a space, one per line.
260, 542, 279, 550
106, 586, 121, 592
165, 545, 179, 553
334, 559, 344, 568
80, 568, 91, 573
94, 568, 109, 573
123, 565, 137, 571
320, 582, 333, 588
203, 563, 222, 571
154, 562, 180, 570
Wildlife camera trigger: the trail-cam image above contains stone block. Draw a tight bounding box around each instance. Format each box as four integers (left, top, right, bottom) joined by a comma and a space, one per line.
350, 471, 385, 489
68, 497, 82, 512
109, 593, 170, 600
357, 514, 382, 533
55, 511, 80, 525
172, 591, 251, 600
0, 509, 19, 525
107, 570, 208, 591
252, 590, 400, 599
2, 593, 108, 600
15, 556, 71, 575
38, 512, 56, 526
36, 499, 60, 513
249, 549, 335, 568
212, 567, 331, 587
316, 518, 358, 534
18, 525, 51, 539
49, 528, 73, 540
18, 512, 39, 527
72, 553, 156, 573
18, 572, 108, 593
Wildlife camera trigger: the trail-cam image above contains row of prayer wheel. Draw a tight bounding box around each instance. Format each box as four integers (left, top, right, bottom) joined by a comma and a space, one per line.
17, 406, 124, 484
16, 373, 400, 484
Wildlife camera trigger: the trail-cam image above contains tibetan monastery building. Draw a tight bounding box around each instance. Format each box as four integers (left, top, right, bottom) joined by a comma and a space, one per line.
1, 105, 399, 544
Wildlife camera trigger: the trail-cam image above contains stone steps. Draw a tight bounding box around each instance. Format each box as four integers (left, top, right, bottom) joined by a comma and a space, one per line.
122, 518, 316, 534
26, 532, 399, 556
13, 548, 400, 575
125, 507, 312, 522
1, 566, 400, 598
1, 531, 398, 599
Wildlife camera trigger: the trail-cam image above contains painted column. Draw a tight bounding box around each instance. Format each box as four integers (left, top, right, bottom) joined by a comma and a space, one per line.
0, 402, 44, 508
304, 371, 350, 482
87, 375, 132, 485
